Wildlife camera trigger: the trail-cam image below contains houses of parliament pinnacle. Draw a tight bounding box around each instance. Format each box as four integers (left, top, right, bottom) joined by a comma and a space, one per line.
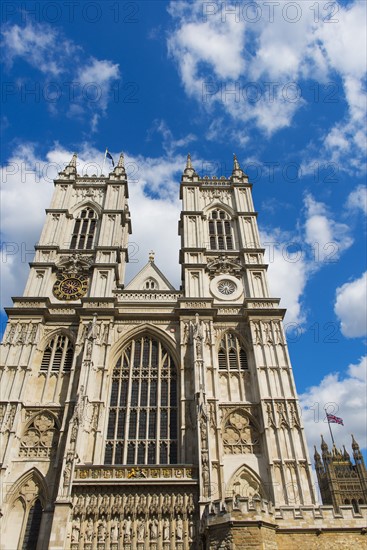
0, 152, 366, 549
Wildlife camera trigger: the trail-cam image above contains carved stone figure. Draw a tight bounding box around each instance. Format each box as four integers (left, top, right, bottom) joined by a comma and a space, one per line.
98, 517, 106, 540
163, 517, 170, 541
149, 517, 158, 540
86, 518, 93, 542
137, 519, 145, 541
123, 516, 132, 541
176, 515, 183, 540
110, 518, 119, 543
71, 517, 80, 542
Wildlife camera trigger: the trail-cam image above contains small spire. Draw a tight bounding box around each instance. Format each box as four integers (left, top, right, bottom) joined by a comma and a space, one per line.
231, 153, 247, 180
233, 153, 240, 171
149, 250, 155, 263
321, 434, 329, 453
117, 153, 125, 168
314, 445, 321, 461
64, 152, 77, 175
351, 434, 360, 451
343, 445, 350, 460
186, 153, 193, 169
183, 153, 196, 177
70, 152, 77, 166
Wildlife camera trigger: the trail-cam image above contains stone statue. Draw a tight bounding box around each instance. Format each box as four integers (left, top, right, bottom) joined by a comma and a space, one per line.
149, 517, 158, 540
123, 516, 132, 541
137, 519, 145, 541
110, 518, 119, 543
71, 517, 80, 542
176, 515, 183, 540
85, 518, 93, 542
163, 517, 170, 541
98, 517, 106, 540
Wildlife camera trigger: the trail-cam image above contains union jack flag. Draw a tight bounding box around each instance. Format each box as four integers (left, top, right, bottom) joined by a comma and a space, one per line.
326, 413, 344, 425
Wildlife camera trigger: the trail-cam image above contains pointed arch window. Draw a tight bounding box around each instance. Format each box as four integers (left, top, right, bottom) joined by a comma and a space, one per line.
105, 336, 178, 465
22, 498, 43, 550
40, 335, 74, 373
208, 209, 233, 250
70, 207, 97, 250
218, 332, 248, 371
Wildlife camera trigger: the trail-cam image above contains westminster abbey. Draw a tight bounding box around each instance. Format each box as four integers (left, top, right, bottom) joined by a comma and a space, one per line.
1, 153, 366, 549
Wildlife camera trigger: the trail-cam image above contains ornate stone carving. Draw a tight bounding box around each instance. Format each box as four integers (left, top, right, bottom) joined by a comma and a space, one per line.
19, 411, 58, 457
56, 253, 93, 274
228, 466, 266, 500
206, 254, 242, 279
222, 410, 260, 454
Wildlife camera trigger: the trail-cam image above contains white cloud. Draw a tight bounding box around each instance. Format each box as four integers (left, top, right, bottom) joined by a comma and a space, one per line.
346, 185, 367, 215
167, 0, 367, 165
261, 229, 308, 325
1, 22, 120, 131
1, 22, 78, 75
334, 272, 367, 338
147, 120, 197, 156
77, 58, 120, 111
258, 194, 355, 326
304, 194, 353, 264
300, 356, 367, 459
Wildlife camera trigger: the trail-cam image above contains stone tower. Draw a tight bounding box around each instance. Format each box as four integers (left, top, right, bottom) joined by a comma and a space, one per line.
314, 435, 367, 511
1, 153, 366, 550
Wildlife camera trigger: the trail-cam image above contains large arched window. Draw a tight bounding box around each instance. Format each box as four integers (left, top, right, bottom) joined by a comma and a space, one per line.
40, 335, 74, 373
208, 209, 233, 250
70, 207, 97, 250
218, 332, 248, 371
105, 336, 178, 466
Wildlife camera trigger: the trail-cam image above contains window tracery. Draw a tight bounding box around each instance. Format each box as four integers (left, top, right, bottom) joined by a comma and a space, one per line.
40, 335, 74, 373
222, 410, 260, 454
19, 412, 58, 458
208, 209, 233, 250
105, 336, 178, 465
70, 207, 97, 250
218, 332, 248, 371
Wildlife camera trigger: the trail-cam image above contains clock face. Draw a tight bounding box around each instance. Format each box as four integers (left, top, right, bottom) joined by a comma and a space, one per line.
218, 280, 236, 295
53, 274, 88, 301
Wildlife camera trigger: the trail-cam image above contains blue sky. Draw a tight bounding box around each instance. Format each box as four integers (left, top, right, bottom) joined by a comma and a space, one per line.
1, 0, 366, 461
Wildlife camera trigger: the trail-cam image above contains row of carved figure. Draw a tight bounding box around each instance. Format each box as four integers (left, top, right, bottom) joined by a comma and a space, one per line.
70, 514, 195, 544
72, 492, 195, 517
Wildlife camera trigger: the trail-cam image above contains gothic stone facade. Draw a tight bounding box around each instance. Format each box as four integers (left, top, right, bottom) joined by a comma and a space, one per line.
1, 154, 366, 549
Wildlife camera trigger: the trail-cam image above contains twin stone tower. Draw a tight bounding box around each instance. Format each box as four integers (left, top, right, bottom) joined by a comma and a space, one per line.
1, 153, 365, 549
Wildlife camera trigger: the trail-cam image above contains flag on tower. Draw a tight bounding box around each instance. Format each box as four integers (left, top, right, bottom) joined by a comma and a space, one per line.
105, 149, 115, 167
326, 413, 344, 425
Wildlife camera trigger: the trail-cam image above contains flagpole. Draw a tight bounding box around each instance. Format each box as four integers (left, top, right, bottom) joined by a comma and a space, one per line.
102, 148, 107, 176
325, 408, 335, 446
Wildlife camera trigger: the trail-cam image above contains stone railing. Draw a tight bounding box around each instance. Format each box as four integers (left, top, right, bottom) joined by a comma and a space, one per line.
118, 293, 182, 302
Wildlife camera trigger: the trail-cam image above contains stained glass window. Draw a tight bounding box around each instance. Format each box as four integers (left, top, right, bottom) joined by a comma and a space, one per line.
105, 337, 178, 465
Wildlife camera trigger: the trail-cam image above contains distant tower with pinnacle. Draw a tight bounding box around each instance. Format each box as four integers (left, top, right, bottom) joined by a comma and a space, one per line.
314, 435, 367, 511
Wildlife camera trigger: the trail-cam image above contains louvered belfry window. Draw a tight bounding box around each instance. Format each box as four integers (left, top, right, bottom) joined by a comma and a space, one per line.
105, 337, 178, 465
40, 335, 74, 373
208, 209, 233, 250
218, 332, 248, 371
70, 208, 97, 250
